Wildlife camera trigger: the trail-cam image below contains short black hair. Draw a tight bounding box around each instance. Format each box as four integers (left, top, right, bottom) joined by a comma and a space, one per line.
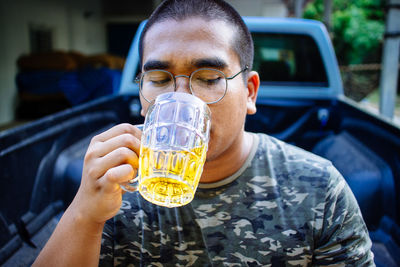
138, 0, 253, 72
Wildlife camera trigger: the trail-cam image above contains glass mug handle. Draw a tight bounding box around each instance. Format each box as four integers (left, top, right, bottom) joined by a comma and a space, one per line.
120, 176, 139, 192
120, 123, 143, 193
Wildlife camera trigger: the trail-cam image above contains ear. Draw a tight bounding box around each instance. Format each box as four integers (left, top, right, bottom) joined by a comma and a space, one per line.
246, 71, 259, 115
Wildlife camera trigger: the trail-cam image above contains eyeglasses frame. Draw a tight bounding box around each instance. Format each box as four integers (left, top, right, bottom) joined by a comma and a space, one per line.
135, 65, 249, 104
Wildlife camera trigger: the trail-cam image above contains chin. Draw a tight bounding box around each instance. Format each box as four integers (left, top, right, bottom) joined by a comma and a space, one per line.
205, 137, 223, 163
205, 129, 216, 161
205, 144, 214, 162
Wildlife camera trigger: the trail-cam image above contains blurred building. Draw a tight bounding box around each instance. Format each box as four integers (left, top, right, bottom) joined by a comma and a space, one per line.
0, 0, 291, 126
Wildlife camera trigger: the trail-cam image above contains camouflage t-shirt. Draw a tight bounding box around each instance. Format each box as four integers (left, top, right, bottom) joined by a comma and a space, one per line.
100, 133, 374, 266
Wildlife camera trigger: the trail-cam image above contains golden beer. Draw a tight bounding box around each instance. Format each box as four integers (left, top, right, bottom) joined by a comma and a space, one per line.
138, 144, 207, 207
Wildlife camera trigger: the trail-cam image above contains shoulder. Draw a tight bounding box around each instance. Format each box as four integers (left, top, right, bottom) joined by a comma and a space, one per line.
249, 133, 355, 216
256, 132, 332, 165
254, 133, 337, 184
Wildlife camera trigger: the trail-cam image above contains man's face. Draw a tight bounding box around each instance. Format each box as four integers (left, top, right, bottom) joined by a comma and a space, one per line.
141, 17, 257, 163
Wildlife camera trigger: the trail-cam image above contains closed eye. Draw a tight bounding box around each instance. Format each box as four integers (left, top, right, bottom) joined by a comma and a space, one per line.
150, 78, 171, 85
197, 77, 222, 86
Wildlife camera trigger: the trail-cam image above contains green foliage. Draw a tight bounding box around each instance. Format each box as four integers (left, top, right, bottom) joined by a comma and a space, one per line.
304, 0, 385, 65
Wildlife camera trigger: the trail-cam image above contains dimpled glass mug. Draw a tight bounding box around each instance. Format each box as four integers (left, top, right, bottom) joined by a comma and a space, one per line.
122, 92, 211, 208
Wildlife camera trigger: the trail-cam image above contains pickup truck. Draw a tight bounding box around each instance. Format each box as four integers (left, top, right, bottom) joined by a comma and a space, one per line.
1, 17, 399, 266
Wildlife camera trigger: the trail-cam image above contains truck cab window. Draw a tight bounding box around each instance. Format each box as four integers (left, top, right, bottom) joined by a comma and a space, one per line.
252, 33, 329, 87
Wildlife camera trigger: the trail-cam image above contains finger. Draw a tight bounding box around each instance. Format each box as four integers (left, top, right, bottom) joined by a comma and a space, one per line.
95, 133, 141, 158
92, 147, 139, 179
92, 123, 141, 143
97, 164, 137, 194
102, 146, 139, 169
85, 123, 142, 163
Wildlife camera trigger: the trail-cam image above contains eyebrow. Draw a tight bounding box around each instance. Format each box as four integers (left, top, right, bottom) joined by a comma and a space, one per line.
192, 57, 228, 69
143, 60, 170, 71
143, 57, 228, 72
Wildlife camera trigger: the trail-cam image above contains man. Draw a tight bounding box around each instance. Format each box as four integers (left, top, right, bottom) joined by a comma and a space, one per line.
34, 0, 375, 266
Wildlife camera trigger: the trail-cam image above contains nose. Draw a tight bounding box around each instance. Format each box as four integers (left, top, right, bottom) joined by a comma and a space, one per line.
174, 75, 191, 94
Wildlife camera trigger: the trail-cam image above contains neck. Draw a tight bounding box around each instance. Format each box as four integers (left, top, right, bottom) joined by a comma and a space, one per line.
200, 131, 254, 183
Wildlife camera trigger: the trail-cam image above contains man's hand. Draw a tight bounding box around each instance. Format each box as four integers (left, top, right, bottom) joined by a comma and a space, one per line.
72, 123, 142, 224
33, 123, 142, 267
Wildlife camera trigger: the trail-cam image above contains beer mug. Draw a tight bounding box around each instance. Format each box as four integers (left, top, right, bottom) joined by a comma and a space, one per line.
122, 92, 211, 208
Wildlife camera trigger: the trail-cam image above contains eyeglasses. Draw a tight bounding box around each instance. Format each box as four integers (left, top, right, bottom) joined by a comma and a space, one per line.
136, 66, 248, 104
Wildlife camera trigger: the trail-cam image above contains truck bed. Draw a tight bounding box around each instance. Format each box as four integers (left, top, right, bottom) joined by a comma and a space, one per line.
1, 94, 399, 266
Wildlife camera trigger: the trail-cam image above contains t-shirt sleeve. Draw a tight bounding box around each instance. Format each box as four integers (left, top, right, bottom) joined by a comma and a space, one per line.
313, 165, 375, 266
99, 218, 114, 267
